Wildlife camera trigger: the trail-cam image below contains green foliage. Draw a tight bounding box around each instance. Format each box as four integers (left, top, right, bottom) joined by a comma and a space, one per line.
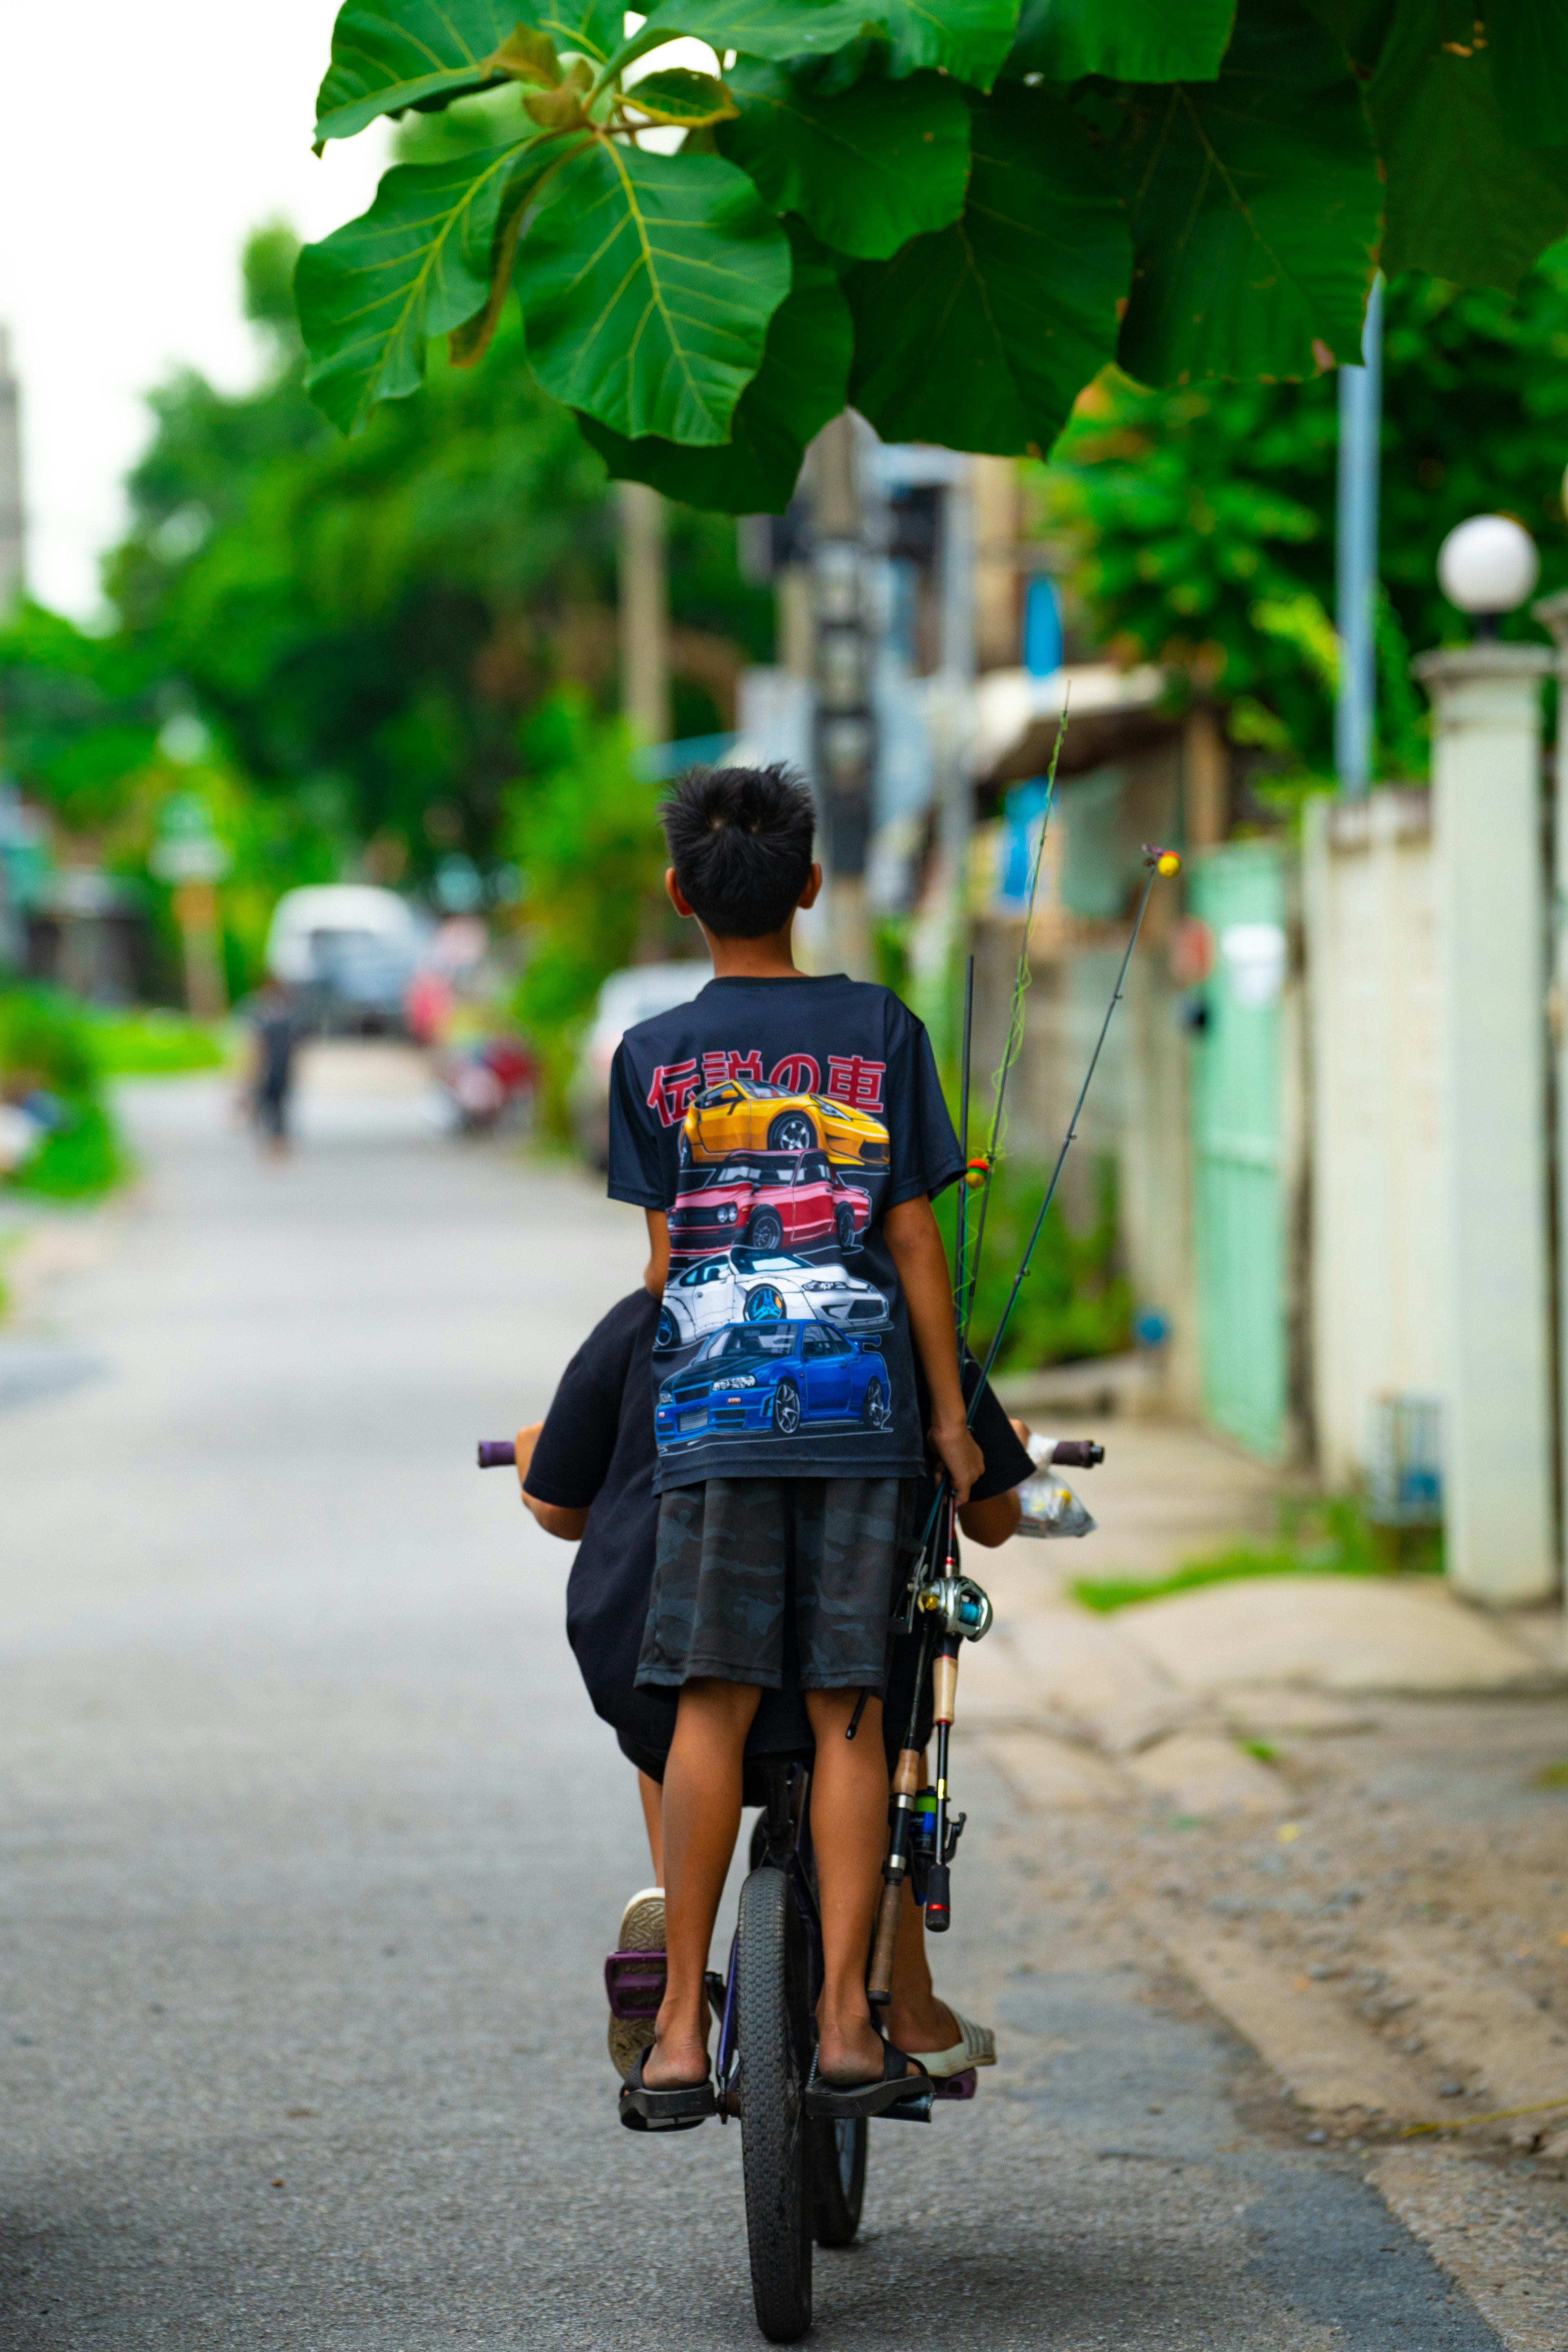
1009, 0, 1237, 83
847, 85, 1130, 454
506, 688, 670, 1123
717, 60, 971, 261
1034, 245, 1568, 773
1072, 1491, 1441, 1611
0, 989, 126, 1201
11, 1106, 126, 1201
581, 218, 852, 511
938, 1154, 1131, 1372
85, 1008, 229, 1077
297, 0, 1568, 509
0, 605, 162, 833
0, 987, 99, 1098
1097, 0, 1380, 389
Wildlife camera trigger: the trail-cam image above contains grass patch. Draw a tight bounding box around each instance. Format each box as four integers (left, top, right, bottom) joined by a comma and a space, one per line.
1239, 1738, 1280, 1765
1532, 1761, 1568, 1791
8, 1104, 127, 1200
1072, 1494, 1442, 1613
87, 1007, 228, 1076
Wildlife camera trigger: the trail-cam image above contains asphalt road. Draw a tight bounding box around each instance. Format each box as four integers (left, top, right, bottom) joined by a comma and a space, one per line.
0, 1056, 1506, 2348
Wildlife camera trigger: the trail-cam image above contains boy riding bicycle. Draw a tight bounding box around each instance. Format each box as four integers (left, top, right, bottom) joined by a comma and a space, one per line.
604, 763, 985, 2126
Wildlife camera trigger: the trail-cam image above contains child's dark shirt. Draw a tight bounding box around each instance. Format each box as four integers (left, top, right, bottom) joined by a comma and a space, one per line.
606, 973, 962, 1492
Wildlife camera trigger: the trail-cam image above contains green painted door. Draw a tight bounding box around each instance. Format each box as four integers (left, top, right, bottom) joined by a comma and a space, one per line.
1190, 842, 1288, 1459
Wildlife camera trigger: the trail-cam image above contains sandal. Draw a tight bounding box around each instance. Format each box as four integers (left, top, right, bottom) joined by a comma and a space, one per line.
908, 2007, 996, 2079
605, 1886, 666, 2081
617, 2044, 717, 2134
804, 2038, 933, 2122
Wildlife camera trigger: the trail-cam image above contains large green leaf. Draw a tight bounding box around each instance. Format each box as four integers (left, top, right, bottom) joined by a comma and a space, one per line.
576, 225, 852, 510
627, 0, 886, 71
845, 85, 1130, 454
517, 143, 792, 443
298, 138, 561, 432
628, 0, 1018, 87
1008, 0, 1235, 83
1490, 0, 1568, 150
874, 0, 1020, 86
1370, 1, 1568, 290
1296, 0, 1394, 68
717, 61, 969, 259
313, 0, 624, 145
1107, 0, 1380, 385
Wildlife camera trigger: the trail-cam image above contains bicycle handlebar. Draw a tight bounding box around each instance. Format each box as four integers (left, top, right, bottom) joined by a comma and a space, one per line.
1048, 1440, 1105, 1470
478, 1434, 1101, 1471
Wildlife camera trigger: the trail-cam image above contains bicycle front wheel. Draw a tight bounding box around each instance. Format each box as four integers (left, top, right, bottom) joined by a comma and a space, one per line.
809, 2114, 867, 2246
736, 1864, 813, 2343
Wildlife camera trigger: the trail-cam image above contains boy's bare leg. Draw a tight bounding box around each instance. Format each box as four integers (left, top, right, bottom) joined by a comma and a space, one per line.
644, 1677, 760, 2088
805, 1690, 921, 2082
884, 1877, 958, 2051
637, 1768, 665, 1882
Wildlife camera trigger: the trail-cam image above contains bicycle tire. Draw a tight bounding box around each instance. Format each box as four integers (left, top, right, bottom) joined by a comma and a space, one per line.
809, 2115, 867, 2247
736, 1865, 813, 2343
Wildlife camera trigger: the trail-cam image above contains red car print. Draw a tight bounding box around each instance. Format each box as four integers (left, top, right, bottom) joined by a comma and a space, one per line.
669, 1149, 871, 1263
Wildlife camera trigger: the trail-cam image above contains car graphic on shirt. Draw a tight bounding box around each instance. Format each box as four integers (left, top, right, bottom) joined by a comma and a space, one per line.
681, 1079, 889, 1170
668, 1150, 871, 1262
655, 1320, 892, 1447
655, 1248, 891, 1352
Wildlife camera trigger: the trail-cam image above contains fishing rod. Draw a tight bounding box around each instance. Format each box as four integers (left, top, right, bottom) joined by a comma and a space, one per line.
956, 706, 1070, 1348
871, 842, 1182, 1978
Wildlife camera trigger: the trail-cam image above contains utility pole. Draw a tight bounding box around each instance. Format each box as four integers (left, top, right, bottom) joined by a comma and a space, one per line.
1335, 275, 1383, 796
618, 482, 670, 748
810, 414, 874, 980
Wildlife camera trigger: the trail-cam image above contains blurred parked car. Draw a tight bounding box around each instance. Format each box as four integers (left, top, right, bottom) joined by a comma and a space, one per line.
567, 962, 710, 1167
265, 886, 425, 1034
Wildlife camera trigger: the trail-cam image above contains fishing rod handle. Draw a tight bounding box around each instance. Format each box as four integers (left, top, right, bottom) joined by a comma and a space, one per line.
932, 1649, 959, 1727
477, 1440, 517, 1469
867, 1746, 926, 2004
867, 1875, 904, 2004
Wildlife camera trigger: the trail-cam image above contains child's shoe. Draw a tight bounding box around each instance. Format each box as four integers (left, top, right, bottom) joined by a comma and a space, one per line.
605, 1886, 665, 2079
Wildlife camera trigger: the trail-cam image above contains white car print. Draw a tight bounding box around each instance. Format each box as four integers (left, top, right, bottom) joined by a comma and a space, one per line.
655, 1248, 891, 1352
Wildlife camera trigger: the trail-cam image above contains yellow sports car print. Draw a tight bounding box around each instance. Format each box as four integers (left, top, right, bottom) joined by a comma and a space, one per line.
682, 1079, 890, 1169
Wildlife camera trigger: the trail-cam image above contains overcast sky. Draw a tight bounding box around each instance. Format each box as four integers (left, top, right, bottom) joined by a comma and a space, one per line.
0, 2, 391, 618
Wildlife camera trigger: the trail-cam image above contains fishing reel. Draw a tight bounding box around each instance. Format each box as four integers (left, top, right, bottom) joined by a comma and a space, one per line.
907, 1786, 966, 1904
916, 1573, 993, 1642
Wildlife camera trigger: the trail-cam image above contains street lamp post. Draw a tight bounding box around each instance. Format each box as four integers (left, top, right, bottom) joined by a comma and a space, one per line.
1415, 517, 1555, 1603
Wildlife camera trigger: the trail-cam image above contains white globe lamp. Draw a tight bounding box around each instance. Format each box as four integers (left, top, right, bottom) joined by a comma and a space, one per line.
1437, 514, 1540, 637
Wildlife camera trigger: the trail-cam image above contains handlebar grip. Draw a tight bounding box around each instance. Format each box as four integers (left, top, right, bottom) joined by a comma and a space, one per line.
1050, 1440, 1105, 1469
477, 1440, 517, 1469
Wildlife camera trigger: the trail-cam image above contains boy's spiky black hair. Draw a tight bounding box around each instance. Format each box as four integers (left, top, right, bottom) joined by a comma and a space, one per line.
660, 764, 816, 939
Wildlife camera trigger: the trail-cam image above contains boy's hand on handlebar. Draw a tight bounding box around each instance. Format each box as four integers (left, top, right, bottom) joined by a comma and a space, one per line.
930, 1416, 985, 1508
514, 1422, 543, 1496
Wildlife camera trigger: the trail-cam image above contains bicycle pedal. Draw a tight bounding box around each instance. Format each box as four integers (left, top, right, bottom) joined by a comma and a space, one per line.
879, 2086, 934, 2124
931, 2068, 978, 2101
605, 1950, 666, 2020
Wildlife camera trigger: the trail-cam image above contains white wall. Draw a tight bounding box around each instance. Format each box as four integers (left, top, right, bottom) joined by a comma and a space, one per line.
1304, 791, 1444, 1487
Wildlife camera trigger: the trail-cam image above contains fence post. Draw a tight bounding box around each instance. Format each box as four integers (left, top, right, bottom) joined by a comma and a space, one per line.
1413, 644, 1556, 1602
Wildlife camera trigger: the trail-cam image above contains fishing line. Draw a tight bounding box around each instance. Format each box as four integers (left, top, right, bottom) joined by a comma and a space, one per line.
958, 700, 1070, 1348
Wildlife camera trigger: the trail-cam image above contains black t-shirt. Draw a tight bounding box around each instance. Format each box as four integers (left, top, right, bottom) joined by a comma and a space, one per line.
606, 973, 963, 1492
526, 1290, 1032, 1768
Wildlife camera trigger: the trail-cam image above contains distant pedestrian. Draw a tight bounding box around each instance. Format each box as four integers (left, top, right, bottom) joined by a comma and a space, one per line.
245, 980, 296, 1155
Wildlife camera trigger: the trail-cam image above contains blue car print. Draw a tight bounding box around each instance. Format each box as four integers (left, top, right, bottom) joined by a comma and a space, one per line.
655, 1320, 891, 1447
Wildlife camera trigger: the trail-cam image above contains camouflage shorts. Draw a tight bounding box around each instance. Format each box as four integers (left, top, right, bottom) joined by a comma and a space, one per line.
636, 1477, 906, 1693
